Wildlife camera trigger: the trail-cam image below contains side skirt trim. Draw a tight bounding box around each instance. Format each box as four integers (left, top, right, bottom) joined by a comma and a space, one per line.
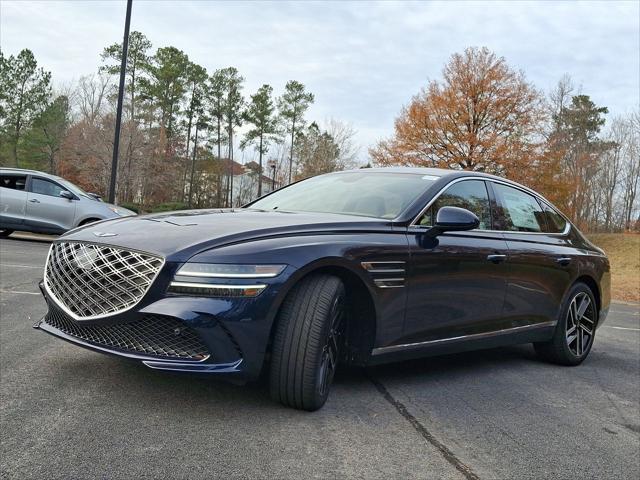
371, 321, 557, 356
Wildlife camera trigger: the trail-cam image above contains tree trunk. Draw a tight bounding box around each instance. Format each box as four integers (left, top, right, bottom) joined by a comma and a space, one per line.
288, 116, 296, 183
229, 126, 234, 208
258, 133, 263, 197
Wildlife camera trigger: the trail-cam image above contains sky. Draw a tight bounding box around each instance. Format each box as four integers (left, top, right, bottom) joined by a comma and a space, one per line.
1, 0, 638, 162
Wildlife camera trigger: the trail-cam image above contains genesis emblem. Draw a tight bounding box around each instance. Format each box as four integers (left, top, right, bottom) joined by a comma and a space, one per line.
93, 232, 118, 237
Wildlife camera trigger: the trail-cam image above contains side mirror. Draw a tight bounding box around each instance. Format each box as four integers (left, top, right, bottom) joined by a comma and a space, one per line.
434, 206, 480, 232
423, 207, 480, 241
60, 190, 75, 200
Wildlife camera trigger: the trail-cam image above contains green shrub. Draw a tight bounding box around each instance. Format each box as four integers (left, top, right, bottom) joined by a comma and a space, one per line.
119, 202, 142, 214
150, 202, 189, 213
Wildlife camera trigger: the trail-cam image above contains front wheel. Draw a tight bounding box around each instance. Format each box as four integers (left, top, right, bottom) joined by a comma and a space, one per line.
534, 282, 597, 365
269, 274, 346, 411
0, 229, 13, 238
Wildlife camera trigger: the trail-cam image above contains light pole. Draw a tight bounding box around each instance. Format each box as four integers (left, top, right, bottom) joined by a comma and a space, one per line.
108, 0, 133, 204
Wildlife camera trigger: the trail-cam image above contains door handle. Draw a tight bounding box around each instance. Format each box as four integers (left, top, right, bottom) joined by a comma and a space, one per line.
28, 199, 40, 204
487, 254, 507, 264
556, 257, 572, 266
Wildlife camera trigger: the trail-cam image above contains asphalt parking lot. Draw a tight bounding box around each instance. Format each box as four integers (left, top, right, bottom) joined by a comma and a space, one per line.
1, 235, 639, 479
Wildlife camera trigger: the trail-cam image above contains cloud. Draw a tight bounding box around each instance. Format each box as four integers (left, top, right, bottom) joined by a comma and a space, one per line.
1, 0, 638, 160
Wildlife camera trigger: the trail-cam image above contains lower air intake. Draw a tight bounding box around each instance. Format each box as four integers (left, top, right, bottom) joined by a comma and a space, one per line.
44, 307, 209, 361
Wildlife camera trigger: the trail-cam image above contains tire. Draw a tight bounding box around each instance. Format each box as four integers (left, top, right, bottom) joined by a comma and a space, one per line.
269, 274, 346, 411
0, 229, 13, 238
534, 282, 598, 366
79, 218, 100, 226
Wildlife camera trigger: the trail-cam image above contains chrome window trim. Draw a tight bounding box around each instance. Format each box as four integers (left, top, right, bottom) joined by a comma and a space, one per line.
409, 176, 572, 236
372, 321, 557, 355
43, 242, 166, 321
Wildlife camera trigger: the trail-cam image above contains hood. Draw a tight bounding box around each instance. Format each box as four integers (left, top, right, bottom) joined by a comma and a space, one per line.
60, 208, 391, 261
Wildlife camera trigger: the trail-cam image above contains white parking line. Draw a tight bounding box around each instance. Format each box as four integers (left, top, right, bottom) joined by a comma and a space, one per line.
610, 310, 639, 316
605, 326, 640, 332
0, 263, 43, 269
0, 289, 40, 296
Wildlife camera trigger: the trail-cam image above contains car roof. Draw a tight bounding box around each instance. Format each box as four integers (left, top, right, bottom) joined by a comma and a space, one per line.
332, 166, 542, 199
0, 167, 54, 178
333, 166, 453, 176
0, 168, 61, 180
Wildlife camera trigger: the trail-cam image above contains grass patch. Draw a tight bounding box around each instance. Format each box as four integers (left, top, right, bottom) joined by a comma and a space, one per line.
588, 233, 639, 303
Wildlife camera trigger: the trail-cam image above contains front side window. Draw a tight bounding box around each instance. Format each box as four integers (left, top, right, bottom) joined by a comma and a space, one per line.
31, 178, 66, 197
0, 175, 27, 191
492, 183, 546, 233
418, 180, 491, 229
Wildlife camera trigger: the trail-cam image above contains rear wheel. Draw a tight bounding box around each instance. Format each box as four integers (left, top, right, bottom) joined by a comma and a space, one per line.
269, 274, 346, 411
0, 229, 13, 238
534, 282, 597, 365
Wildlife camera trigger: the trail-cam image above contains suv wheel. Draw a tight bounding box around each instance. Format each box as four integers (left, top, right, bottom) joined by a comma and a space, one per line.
534, 282, 597, 365
0, 229, 13, 238
269, 274, 346, 411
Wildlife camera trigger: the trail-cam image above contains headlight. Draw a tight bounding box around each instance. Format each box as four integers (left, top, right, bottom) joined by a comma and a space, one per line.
169, 263, 286, 297
175, 263, 286, 278
108, 206, 134, 216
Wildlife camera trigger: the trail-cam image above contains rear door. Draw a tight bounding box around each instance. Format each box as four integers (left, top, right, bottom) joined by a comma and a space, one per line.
489, 181, 573, 326
0, 173, 28, 227
25, 176, 77, 233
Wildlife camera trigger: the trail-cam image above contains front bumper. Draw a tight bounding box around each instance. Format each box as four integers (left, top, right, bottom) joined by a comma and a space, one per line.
34, 280, 276, 380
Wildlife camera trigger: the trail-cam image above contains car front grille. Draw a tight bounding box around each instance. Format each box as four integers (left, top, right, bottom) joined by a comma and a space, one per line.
43, 305, 210, 361
44, 241, 164, 320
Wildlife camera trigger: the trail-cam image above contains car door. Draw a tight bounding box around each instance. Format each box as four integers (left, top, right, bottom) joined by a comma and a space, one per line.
25, 176, 77, 233
0, 173, 28, 227
489, 181, 573, 327
403, 179, 510, 345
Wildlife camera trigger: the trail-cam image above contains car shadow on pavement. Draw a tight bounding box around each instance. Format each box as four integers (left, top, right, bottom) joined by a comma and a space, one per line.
365, 344, 538, 382
47, 343, 543, 413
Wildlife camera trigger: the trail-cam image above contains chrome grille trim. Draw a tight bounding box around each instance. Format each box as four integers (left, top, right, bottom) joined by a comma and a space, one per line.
44, 241, 164, 320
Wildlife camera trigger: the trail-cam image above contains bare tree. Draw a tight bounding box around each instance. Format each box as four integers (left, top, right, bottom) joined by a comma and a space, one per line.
620, 111, 640, 230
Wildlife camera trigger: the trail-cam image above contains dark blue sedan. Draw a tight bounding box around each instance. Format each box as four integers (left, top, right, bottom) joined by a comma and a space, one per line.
34, 168, 610, 410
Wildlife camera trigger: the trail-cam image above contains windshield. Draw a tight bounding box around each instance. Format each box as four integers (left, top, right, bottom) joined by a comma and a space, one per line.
249, 172, 438, 219
55, 177, 92, 200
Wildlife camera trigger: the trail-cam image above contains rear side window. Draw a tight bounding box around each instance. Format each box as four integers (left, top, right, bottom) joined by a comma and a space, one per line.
419, 180, 491, 229
31, 178, 65, 197
541, 202, 567, 233
492, 183, 546, 233
0, 175, 26, 191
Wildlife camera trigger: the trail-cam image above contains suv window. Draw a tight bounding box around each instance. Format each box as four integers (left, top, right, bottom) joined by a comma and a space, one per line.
0, 174, 27, 191
31, 178, 66, 197
541, 201, 567, 233
492, 183, 546, 232
418, 180, 491, 229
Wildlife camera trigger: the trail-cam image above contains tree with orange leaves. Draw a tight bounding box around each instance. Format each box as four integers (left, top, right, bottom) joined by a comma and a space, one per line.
370, 47, 545, 176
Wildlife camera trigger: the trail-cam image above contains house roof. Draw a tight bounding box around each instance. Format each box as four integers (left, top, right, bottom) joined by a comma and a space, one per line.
218, 158, 279, 184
